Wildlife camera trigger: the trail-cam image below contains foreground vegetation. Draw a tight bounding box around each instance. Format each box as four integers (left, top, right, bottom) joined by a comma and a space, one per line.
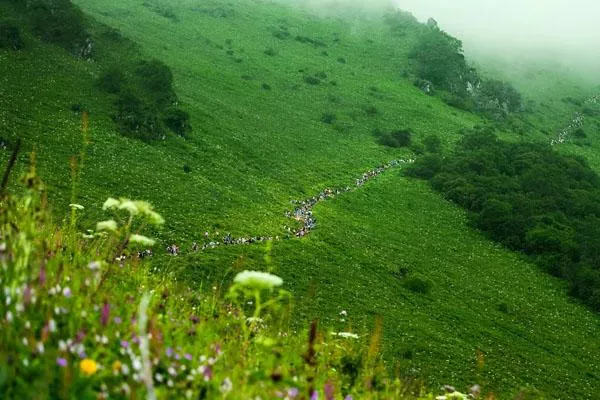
1, 160, 473, 399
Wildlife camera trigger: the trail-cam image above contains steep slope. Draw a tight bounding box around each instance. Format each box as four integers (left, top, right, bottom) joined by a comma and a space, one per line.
2, 0, 600, 396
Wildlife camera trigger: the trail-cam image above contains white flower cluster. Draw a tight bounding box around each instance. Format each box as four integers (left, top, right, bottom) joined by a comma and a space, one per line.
102, 198, 164, 225
233, 270, 283, 290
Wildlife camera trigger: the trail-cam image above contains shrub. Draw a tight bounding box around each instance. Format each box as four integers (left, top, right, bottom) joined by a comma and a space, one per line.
403, 276, 433, 294
376, 129, 412, 148
321, 113, 336, 124
134, 59, 176, 108
337, 57, 346, 64
264, 47, 276, 56
113, 89, 164, 141
97, 67, 126, 94
423, 134, 442, 153
365, 105, 378, 116
303, 76, 320, 85
28, 0, 88, 53
0, 23, 23, 50
163, 107, 191, 137
404, 154, 442, 179
261, 83, 271, 90
574, 128, 586, 138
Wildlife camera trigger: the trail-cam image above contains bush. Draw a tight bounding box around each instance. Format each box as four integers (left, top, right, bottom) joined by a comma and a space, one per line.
404, 154, 442, 179
0, 23, 23, 50
303, 76, 320, 85
28, 0, 89, 54
97, 67, 126, 94
113, 89, 164, 141
134, 59, 176, 108
163, 107, 191, 137
376, 129, 412, 148
321, 113, 336, 124
423, 134, 442, 153
264, 47, 276, 56
403, 276, 433, 294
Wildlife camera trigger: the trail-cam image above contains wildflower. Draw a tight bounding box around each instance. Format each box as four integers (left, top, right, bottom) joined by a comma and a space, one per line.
334, 332, 359, 339
220, 377, 233, 394
69, 203, 84, 210
233, 270, 283, 290
288, 388, 299, 399
79, 359, 98, 376
97, 219, 118, 232
36, 342, 45, 354
344, 396, 353, 400
310, 391, 318, 400
112, 360, 122, 373
103, 198, 120, 210
6, 311, 13, 323
184, 353, 192, 361
129, 234, 155, 246
147, 211, 164, 225
200, 365, 212, 381
88, 261, 102, 271
101, 301, 110, 326
118, 200, 139, 215
339, 310, 347, 317
62, 287, 72, 298
48, 319, 57, 332
56, 358, 68, 367
324, 381, 334, 400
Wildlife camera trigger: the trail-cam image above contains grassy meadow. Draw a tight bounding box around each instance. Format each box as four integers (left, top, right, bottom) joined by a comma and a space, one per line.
1, 0, 600, 397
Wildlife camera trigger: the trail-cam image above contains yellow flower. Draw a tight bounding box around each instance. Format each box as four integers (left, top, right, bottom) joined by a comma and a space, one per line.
112, 360, 122, 373
79, 359, 98, 376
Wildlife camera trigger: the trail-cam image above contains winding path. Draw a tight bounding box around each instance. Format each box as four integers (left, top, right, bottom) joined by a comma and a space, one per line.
164, 157, 415, 255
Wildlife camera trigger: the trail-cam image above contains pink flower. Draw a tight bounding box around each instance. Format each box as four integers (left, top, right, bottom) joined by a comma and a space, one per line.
101, 301, 110, 326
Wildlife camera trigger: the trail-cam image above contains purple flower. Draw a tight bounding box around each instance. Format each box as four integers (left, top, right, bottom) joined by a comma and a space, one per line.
114, 316, 122, 324
39, 265, 46, 286
184, 353, 192, 361
56, 358, 67, 367
202, 365, 212, 381
310, 390, 318, 400
166, 347, 174, 357
101, 301, 110, 326
62, 287, 72, 298
288, 388, 299, 399
344, 396, 353, 400
324, 382, 334, 400
120, 340, 129, 348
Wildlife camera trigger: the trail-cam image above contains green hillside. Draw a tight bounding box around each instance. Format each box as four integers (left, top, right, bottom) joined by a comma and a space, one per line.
1, 0, 600, 397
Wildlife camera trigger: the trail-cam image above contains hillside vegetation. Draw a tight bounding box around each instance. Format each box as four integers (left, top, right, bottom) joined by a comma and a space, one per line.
1, 0, 600, 398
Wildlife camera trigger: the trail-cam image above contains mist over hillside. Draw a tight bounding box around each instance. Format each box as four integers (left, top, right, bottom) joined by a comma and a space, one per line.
283, 0, 599, 82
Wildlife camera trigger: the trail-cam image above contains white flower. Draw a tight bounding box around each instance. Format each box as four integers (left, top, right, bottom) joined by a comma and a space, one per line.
97, 219, 118, 232
129, 234, 155, 247
88, 261, 102, 271
147, 210, 164, 225
233, 270, 283, 289
118, 200, 139, 215
69, 203, 84, 210
102, 198, 120, 210
333, 332, 359, 339
220, 377, 233, 394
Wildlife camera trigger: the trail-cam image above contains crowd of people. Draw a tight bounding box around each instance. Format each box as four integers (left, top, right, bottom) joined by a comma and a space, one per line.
551, 112, 585, 146
157, 158, 414, 256
551, 92, 599, 146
